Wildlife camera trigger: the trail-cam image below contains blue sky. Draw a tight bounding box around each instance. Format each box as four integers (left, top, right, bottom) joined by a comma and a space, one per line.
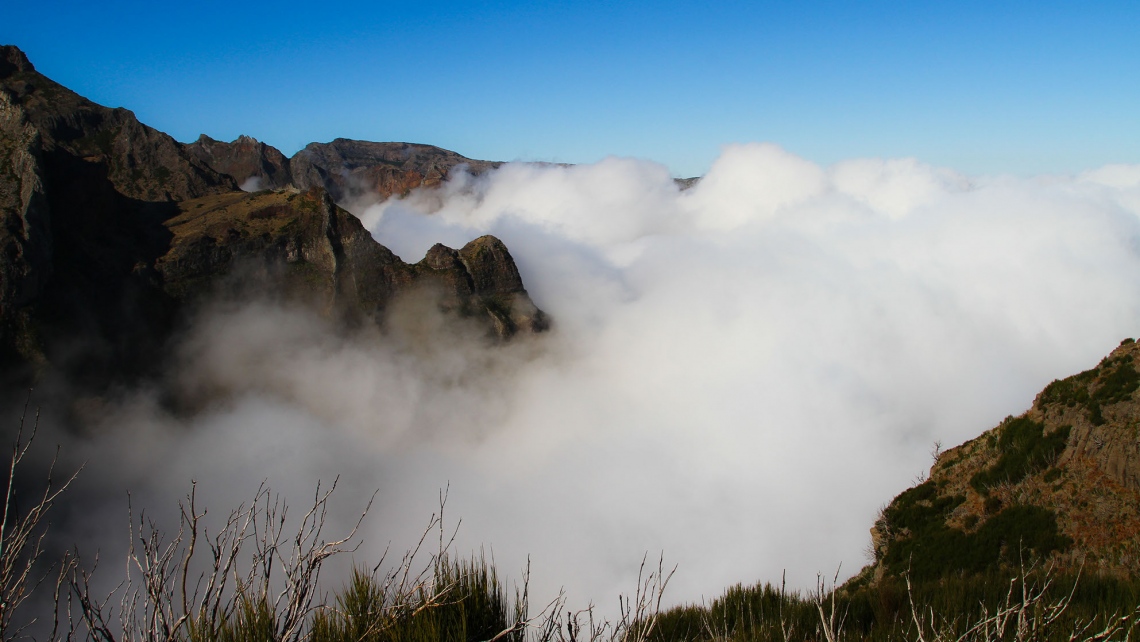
4, 0, 1138, 177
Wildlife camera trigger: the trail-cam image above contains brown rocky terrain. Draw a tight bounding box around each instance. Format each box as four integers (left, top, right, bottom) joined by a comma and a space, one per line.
0, 45, 546, 391
159, 187, 547, 336
186, 132, 701, 204
290, 139, 501, 205
856, 339, 1140, 585
186, 135, 501, 206
186, 134, 292, 191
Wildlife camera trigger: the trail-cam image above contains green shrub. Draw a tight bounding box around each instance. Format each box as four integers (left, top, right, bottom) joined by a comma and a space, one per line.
882, 481, 963, 533
1089, 359, 1140, 424
883, 503, 1070, 581
879, 475, 1072, 580
970, 418, 1070, 493
649, 568, 1139, 642
209, 595, 278, 642
984, 496, 1003, 514
1040, 356, 1139, 425
1040, 374, 1093, 409
311, 555, 516, 642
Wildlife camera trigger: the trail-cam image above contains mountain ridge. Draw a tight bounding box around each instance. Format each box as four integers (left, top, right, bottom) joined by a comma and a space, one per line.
186, 134, 503, 205
0, 44, 547, 391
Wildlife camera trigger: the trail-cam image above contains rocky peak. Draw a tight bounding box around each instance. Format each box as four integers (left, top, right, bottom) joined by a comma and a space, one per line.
458, 235, 526, 296
0, 45, 34, 76
186, 134, 292, 191
0, 49, 235, 203
422, 243, 466, 271
289, 138, 501, 205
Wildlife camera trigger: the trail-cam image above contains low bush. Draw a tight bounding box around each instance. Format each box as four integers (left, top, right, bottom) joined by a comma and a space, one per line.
309, 557, 517, 642
650, 567, 1139, 642
1039, 356, 1139, 426
970, 419, 1070, 493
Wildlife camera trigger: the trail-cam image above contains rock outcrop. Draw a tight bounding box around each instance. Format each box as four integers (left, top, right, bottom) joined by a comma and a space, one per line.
158, 188, 547, 336
0, 45, 547, 391
185, 134, 292, 191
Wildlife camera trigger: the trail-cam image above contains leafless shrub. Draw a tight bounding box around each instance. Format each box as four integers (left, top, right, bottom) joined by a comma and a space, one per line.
307, 485, 485, 642
3, 397, 677, 642
902, 559, 1139, 642
0, 394, 80, 642
68, 478, 376, 642
530, 553, 675, 642
813, 567, 848, 642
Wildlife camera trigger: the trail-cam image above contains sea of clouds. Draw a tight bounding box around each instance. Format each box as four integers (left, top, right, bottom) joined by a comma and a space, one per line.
34, 144, 1140, 613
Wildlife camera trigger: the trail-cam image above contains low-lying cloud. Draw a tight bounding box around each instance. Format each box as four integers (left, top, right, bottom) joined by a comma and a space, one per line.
30, 144, 1140, 613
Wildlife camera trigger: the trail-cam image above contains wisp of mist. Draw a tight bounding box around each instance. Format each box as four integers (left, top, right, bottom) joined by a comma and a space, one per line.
43, 144, 1140, 611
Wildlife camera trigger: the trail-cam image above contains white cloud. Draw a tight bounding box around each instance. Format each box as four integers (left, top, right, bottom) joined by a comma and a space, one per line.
44, 145, 1140, 614
682, 143, 828, 230
829, 157, 968, 220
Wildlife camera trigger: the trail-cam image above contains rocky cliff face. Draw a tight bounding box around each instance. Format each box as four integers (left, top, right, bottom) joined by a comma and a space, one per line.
0, 48, 235, 203
0, 45, 546, 391
185, 135, 501, 206
185, 134, 292, 191
291, 139, 500, 205
0, 82, 51, 371
159, 188, 547, 336
0, 44, 239, 385
858, 339, 1140, 585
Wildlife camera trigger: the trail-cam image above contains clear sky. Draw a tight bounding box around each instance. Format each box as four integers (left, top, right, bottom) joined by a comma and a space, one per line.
3, 0, 1138, 178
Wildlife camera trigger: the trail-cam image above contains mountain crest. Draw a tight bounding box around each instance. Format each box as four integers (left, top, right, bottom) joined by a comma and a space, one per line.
0, 45, 547, 390
187, 135, 501, 205
0, 45, 33, 75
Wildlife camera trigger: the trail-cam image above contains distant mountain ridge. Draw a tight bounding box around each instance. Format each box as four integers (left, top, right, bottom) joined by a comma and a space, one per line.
186, 135, 502, 205
0, 44, 547, 391
187, 135, 702, 199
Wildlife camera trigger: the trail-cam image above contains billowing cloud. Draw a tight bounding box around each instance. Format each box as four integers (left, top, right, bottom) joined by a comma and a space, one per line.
33, 144, 1140, 614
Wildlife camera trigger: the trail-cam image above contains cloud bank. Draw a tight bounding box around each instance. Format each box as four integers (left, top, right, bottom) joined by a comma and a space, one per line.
35, 144, 1140, 612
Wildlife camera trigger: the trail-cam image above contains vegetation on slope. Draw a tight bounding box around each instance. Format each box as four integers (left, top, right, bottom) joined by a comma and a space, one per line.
857, 339, 1140, 589
650, 569, 1140, 642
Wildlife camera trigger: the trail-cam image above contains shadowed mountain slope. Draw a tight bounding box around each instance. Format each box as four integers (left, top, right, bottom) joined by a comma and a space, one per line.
160, 188, 547, 336
0, 45, 546, 391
